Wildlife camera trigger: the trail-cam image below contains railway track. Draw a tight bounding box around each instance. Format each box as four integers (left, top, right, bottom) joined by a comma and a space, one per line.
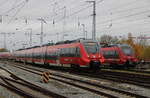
62, 68, 150, 89
17, 61, 150, 89
120, 69, 150, 74
101, 67, 150, 74
0, 76, 36, 98
1, 61, 149, 98
97, 69, 150, 88
0, 66, 66, 98
36, 65, 150, 89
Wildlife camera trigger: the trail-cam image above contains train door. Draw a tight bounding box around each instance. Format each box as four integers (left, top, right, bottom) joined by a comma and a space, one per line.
41, 47, 46, 65
43, 46, 48, 66
56, 48, 61, 66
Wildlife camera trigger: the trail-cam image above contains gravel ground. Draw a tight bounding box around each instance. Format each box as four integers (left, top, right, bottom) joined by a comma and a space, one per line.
50, 69, 150, 97
0, 63, 102, 98
0, 62, 150, 98
83, 74, 150, 97
0, 86, 22, 98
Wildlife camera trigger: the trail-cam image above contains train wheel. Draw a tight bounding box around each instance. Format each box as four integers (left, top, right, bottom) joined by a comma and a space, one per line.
71, 64, 80, 70
89, 61, 101, 72
124, 61, 132, 69
44, 63, 50, 68
44, 62, 49, 66
111, 64, 118, 69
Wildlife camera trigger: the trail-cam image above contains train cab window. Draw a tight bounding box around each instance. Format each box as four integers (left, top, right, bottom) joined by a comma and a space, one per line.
84, 42, 99, 54
121, 46, 133, 56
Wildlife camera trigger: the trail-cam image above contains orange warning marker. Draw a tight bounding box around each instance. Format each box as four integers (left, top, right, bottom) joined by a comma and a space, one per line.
42, 72, 50, 83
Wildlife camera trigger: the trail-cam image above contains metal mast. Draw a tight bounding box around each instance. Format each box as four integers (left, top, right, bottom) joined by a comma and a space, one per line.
41, 19, 43, 46
82, 24, 85, 39
62, 6, 66, 41
0, 32, 15, 49
37, 18, 47, 46
26, 28, 32, 47
87, 0, 96, 40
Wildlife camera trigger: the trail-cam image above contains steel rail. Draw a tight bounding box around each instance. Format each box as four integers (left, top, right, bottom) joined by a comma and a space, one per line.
7, 62, 149, 98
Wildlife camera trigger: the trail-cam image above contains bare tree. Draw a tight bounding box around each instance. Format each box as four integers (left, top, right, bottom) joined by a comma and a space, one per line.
98, 35, 119, 44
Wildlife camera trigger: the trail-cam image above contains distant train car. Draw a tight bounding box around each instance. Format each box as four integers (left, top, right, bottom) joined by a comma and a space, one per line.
13, 39, 104, 70
100, 44, 138, 68
0, 52, 12, 60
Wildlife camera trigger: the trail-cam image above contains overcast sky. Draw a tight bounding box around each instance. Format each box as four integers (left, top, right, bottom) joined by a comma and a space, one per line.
0, 0, 150, 50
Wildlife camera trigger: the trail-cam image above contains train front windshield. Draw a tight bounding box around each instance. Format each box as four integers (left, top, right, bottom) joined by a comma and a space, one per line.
84, 42, 99, 54
121, 46, 133, 56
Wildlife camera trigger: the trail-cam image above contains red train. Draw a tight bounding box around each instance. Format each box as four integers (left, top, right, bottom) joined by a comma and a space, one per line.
12, 39, 104, 70
100, 44, 138, 68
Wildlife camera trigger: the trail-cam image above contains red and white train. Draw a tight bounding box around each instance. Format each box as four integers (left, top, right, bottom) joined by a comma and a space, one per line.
0, 52, 12, 60
100, 44, 138, 68
0, 39, 139, 69
11, 39, 104, 70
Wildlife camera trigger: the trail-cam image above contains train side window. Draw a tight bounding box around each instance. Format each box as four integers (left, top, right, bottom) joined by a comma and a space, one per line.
67, 48, 69, 57
102, 51, 105, 55
104, 51, 108, 55
103, 51, 107, 58
110, 51, 113, 55
76, 47, 80, 57
60, 48, 64, 57
36, 52, 40, 59
72, 48, 76, 57
70, 48, 74, 57
68, 48, 71, 57
104, 51, 110, 58
114, 50, 119, 58
63, 48, 66, 56
27, 53, 28, 58
29, 53, 32, 58
103, 51, 106, 55
35, 53, 38, 58
108, 51, 111, 56
34, 53, 36, 58
67, 48, 70, 57
69, 48, 72, 57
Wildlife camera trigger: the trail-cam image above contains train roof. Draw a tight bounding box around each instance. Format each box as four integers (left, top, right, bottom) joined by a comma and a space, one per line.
16, 38, 98, 51
101, 43, 130, 48
55, 38, 97, 45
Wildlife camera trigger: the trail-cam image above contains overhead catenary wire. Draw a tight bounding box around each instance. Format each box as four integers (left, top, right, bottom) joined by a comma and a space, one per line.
12, 0, 150, 31
22, 0, 150, 37
10, 0, 101, 31
1, 0, 150, 44
97, 9, 150, 25
54, 0, 104, 23
4, 0, 26, 14
8, 0, 28, 24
